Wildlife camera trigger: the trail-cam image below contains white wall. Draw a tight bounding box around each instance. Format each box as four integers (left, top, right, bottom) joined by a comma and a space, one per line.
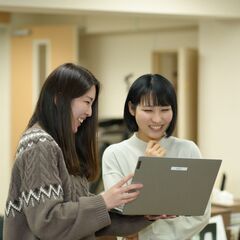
82, 28, 198, 119
1, 0, 240, 19
0, 25, 11, 215
198, 20, 240, 197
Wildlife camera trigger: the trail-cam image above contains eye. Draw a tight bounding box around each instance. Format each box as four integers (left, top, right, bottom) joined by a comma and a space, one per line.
161, 107, 171, 112
142, 108, 153, 112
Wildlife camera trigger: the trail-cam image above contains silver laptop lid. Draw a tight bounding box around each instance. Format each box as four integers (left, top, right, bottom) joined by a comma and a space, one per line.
122, 157, 222, 216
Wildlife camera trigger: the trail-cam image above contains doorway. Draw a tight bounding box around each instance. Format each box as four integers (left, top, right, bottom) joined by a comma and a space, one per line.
152, 48, 198, 143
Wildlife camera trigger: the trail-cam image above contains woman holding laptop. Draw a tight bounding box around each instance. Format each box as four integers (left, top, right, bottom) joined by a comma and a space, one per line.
4, 64, 155, 240
102, 74, 211, 240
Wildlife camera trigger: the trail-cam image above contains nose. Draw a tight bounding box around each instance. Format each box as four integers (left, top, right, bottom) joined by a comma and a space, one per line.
151, 110, 162, 123
86, 106, 92, 117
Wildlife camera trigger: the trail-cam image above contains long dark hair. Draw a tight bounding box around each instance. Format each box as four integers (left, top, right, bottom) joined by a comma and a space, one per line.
28, 63, 100, 180
124, 74, 177, 137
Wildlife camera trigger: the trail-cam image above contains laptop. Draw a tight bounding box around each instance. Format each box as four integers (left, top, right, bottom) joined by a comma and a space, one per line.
113, 156, 222, 216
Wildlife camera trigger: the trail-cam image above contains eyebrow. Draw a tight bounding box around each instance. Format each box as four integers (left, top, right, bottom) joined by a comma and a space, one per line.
86, 96, 94, 101
141, 104, 170, 107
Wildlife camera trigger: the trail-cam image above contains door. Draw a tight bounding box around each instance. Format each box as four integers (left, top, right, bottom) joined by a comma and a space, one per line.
152, 48, 198, 143
11, 25, 78, 158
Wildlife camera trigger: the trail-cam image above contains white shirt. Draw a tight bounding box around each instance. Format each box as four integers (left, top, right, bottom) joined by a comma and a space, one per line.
102, 133, 210, 240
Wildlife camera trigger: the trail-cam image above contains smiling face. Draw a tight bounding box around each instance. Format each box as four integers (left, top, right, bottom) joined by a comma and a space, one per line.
129, 96, 173, 142
71, 85, 96, 133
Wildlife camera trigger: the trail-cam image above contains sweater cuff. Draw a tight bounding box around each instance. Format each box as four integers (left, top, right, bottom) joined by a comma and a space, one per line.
87, 194, 111, 230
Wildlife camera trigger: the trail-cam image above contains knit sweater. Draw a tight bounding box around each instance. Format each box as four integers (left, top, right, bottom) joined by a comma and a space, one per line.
3, 126, 151, 240
102, 133, 211, 240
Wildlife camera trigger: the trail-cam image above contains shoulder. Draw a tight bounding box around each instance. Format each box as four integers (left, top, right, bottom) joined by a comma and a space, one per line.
169, 136, 197, 147
15, 126, 63, 171
165, 136, 202, 158
8, 127, 65, 205
103, 139, 129, 156
102, 138, 135, 167
16, 127, 60, 157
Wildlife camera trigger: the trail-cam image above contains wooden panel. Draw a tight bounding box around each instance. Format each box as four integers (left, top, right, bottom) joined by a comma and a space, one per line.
0, 12, 10, 23
10, 25, 78, 159
177, 48, 198, 143
152, 49, 198, 142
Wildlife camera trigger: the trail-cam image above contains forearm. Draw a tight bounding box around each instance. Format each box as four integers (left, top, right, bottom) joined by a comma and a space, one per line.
23, 195, 110, 240
96, 212, 151, 237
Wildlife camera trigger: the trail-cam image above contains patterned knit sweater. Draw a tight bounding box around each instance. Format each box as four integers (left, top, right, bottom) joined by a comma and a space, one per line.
3, 125, 151, 240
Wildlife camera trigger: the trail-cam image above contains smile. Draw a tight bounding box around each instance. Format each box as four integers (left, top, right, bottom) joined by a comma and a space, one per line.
149, 125, 163, 130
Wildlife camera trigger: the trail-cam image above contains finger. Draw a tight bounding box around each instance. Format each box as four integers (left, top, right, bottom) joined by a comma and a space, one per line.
159, 148, 166, 153
151, 143, 161, 151
115, 174, 134, 188
123, 190, 140, 199
124, 183, 143, 193
145, 214, 168, 220
166, 215, 177, 218
123, 198, 138, 204
144, 215, 158, 221
122, 194, 140, 204
146, 140, 157, 150
157, 148, 166, 157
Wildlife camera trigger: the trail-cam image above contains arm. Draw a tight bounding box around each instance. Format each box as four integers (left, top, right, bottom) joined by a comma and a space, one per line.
102, 147, 153, 238
5, 141, 110, 240
96, 212, 152, 237
24, 194, 110, 240
102, 148, 127, 190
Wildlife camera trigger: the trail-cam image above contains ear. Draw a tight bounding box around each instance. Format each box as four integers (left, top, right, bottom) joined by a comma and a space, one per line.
128, 101, 136, 116
54, 92, 62, 105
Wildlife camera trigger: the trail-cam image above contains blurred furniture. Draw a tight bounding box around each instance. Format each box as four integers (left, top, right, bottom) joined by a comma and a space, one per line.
90, 118, 129, 194
199, 223, 217, 240
0, 215, 3, 240
211, 199, 240, 240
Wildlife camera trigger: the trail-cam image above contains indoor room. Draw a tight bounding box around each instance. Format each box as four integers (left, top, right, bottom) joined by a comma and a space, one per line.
1, 1, 240, 239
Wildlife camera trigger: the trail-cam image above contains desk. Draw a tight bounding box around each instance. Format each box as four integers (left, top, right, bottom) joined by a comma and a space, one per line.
211, 199, 240, 240
97, 201, 240, 240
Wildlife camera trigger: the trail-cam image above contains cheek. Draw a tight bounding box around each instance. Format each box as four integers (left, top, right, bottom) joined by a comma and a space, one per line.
71, 105, 78, 120
165, 112, 173, 123
71, 101, 83, 118
135, 112, 149, 126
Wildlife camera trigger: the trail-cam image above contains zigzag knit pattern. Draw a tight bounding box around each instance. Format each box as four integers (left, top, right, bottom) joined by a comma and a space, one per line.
5, 127, 64, 218
5, 184, 63, 217
16, 128, 55, 157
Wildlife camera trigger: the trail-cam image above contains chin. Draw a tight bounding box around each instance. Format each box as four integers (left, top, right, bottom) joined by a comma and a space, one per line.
72, 127, 78, 133
148, 135, 162, 141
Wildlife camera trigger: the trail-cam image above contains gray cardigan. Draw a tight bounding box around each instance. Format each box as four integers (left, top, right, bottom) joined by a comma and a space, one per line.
3, 126, 151, 240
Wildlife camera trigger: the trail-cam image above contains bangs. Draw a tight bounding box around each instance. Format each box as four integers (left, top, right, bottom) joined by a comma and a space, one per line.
140, 91, 171, 107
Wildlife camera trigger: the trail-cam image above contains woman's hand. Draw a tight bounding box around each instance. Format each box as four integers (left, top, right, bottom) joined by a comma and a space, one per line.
101, 174, 143, 210
145, 140, 166, 157
145, 214, 178, 221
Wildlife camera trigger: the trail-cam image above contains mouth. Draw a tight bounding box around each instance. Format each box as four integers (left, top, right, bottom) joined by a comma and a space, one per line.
149, 125, 163, 131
